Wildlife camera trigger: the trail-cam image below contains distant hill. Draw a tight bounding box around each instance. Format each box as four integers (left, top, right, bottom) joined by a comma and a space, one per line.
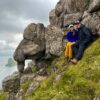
6, 58, 16, 67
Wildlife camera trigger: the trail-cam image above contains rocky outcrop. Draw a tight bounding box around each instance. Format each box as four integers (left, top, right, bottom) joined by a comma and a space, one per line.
45, 26, 63, 56
49, 0, 100, 35
14, 23, 64, 73
2, 72, 20, 100
88, 0, 100, 13
2, 0, 100, 99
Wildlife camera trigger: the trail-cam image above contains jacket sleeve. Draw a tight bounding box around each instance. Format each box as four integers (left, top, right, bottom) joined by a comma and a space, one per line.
82, 27, 92, 44
66, 32, 71, 42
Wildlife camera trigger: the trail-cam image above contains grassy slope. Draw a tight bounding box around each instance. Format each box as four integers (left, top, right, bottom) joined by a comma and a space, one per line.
25, 38, 100, 100
0, 38, 100, 100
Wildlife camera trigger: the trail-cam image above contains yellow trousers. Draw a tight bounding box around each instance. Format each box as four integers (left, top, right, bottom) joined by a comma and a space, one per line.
65, 42, 76, 58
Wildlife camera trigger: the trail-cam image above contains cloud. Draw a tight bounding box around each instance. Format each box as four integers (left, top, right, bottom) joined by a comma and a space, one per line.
0, 0, 59, 33
0, 0, 59, 55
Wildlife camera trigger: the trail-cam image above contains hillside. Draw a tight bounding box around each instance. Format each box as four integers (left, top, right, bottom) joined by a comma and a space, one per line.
1, 38, 99, 100
0, 0, 100, 100
21, 38, 100, 100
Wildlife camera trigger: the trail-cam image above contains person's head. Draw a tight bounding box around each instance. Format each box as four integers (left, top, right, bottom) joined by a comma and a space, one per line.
73, 21, 81, 30
68, 24, 74, 32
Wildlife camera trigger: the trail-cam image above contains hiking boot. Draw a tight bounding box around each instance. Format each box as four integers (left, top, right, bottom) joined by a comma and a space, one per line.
71, 59, 78, 64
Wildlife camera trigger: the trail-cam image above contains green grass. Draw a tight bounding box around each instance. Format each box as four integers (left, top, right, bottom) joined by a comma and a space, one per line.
0, 91, 8, 100
1, 38, 100, 100
24, 38, 100, 100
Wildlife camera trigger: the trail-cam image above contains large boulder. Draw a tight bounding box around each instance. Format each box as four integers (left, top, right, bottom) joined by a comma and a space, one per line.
64, 13, 83, 27
88, 0, 100, 13
2, 72, 20, 93
14, 23, 46, 73
45, 26, 63, 56
82, 12, 100, 35
49, 9, 57, 26
55, 0, 90, 16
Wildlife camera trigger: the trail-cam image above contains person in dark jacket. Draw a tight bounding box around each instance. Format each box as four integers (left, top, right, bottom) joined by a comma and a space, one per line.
65, 24, 78, 61
71, 21, 92, 64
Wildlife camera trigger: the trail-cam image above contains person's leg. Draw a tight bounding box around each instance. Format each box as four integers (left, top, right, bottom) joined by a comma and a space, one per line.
72, 44, 79, 57
69, 42, 76, 59
65, 42, 70, 58
75, 44, 86, 60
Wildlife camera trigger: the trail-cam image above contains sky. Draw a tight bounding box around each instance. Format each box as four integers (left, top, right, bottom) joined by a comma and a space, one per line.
0, 0, 59, 56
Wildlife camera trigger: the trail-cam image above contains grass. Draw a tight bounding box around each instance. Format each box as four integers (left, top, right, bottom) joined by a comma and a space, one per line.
24, 38, 100, 100
1, 38, 100, 100
0, 91, 8, 100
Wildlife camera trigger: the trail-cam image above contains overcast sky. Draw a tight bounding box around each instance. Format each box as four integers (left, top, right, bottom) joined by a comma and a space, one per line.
0, 0, 59, 56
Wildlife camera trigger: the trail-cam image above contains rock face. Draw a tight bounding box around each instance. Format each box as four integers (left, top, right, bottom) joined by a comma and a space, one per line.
45, 26, 63, 56
49, 0, 100, 35
2, 72, 20, 100
2, 0, 100, 100
13, 0, 100, 74
14, 24, 64, 73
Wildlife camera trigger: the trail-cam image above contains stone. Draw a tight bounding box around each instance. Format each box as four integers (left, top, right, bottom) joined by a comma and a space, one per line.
49, 9, 58, 26
45, 26, 63, 56
26, 76, 47, 94
15, 89, 24, 100
64, 13, 82, 27
88, 0, 100, 13
94, 95, 100, 100
55, 0, 89, 15
55, 1, 63, 17
53, 74, 61, 83
20, 74, 35, 84
14, 23, 46, 73
2, 73, 20, 93
82, 13, 100, 35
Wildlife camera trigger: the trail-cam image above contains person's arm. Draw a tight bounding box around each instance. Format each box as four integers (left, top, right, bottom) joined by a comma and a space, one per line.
66, 32, 71, 42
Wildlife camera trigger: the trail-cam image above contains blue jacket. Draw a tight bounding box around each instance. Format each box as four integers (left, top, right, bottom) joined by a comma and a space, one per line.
66, 31, 78, 42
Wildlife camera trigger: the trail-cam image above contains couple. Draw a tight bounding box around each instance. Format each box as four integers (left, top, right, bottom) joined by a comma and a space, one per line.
65, 21, 92, 64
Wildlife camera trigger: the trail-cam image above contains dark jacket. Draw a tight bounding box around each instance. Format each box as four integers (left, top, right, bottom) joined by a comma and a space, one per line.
76, 24, 92, 45
66, 31, 78, 42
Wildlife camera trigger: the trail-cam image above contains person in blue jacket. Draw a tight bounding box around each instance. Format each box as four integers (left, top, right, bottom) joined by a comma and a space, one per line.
65, 24, 78, 62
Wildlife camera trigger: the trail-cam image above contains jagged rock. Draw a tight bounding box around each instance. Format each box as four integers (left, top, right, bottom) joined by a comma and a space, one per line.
49, 9, 58, 26
2, 72, 20, 93
55, 0, 89, 16
26, 76, 47, 94
55, 1, 63, 17
64, 13, 82, 27
88, 0, 100, 13
15, 89, 24, 100
94, 95, 100, 100
14, 23, 46, 73
82, 13, 100, 35
20, 74, 35, 84
7, 92, 17, 100
53, 74, 61, 83
45, 26, 63, 56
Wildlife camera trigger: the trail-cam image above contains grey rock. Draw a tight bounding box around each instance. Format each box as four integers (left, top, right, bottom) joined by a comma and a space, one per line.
64, 13, 82, 27
94, 95, 100, 100
45, 26, 63, 56
82, 13, 100, 35
2, 73, 20, 93
14, 23, 46, 73
88, 0, 100, 13
49, 9, 57, 26
26, 76, 47, 94
20, 74, 35, 84
53, 74, 61, 83
15, 89, 24, 100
